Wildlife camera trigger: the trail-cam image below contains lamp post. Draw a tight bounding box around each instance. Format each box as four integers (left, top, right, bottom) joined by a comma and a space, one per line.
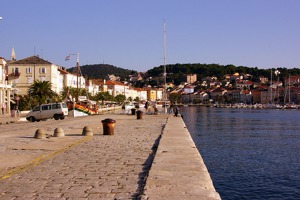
65, 53, 79, 102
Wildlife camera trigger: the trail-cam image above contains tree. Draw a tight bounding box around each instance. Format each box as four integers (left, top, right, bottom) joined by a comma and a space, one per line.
96, 92, 113, 104
169, 93, 181, 104
115, 94, 126, 103
28, 80, 55, 104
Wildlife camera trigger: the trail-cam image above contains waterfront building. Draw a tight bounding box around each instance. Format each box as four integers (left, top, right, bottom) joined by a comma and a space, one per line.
240, 89, 252, 104
182, 85, 194, 94
64, 71, 86, 91
105, 80, 129, 98
209, 87, 227, 102
145, 88, 157, 101
227, 89, 241, 103
236, 80, 253, 89
284, 75, 300, 85
188, 91, 209, 104
86, 79, 100, 96
181, 93, 195, 104
135, 88, 147, 101
7, 56, 62, 95
0, 57, 13, 114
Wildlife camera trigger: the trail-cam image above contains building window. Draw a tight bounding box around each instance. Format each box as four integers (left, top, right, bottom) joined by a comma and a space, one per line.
40, 76, 45, 82
27, 77, 33, 84
12, 67, 19, 73
26, 67, 32, 74
39, 68, 46, 74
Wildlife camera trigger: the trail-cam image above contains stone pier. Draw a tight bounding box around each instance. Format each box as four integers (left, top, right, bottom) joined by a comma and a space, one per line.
143, 116, 221, 200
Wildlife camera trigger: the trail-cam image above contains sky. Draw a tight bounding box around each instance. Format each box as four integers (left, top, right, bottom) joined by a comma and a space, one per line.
1, 0, 300, 72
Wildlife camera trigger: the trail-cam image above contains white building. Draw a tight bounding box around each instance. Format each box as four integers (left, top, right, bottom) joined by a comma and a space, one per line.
0, 57, 13, 114
65, 72, 86, 89
86, 80, 99, 96
106, 80, 129, 97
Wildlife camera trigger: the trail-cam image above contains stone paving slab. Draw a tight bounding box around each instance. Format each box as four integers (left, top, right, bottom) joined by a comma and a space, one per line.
0, 113, 167, 200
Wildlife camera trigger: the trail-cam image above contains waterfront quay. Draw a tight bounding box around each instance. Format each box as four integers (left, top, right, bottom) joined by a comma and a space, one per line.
0, 111, 219, 199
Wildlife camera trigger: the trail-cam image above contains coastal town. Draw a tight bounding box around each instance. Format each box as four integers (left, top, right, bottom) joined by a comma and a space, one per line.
1, 1, 300, 199
1, 48, 300, 116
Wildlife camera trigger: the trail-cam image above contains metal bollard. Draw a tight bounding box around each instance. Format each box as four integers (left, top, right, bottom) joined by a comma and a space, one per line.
101, 118, 116, 135
136, 110, 143, 120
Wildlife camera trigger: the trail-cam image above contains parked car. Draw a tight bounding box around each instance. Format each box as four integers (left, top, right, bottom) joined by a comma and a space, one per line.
26, 102, 68, 122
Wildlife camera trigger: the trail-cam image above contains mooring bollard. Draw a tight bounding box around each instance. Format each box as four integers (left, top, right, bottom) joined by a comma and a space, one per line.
34, 129, 46, 139
82, 126, 93, 136
53, 127, 65, 137
101, 118, 116, 135
136, 110, 143, 120
131, 108, 136, 115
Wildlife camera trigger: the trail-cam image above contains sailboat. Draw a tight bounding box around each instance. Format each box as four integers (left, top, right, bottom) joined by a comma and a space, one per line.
283, 74, 298, 109
65, 53, 96, 116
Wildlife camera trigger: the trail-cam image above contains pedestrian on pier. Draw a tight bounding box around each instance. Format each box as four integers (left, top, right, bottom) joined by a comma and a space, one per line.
174, 106, 179, 117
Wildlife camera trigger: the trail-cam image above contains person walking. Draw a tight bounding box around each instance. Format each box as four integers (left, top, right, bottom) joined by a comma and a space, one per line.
144, 101, 149, 114
169, 104, 173, 114
174, 106, 179, 117
153, 102, 158, 115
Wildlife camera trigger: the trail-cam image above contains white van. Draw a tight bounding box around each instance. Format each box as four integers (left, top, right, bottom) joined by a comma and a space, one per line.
26, 102, 68, 122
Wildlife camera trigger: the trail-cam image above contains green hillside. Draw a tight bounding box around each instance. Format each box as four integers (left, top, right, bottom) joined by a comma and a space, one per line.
67, 64, 137, 80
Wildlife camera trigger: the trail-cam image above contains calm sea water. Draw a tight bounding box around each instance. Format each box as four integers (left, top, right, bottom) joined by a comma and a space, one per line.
180, 106, 300, 200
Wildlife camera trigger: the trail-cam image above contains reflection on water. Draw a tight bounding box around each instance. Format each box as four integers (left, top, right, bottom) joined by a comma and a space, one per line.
181, 106, 300, 200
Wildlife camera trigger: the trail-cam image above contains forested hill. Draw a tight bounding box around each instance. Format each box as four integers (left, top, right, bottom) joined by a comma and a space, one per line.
147, 63, 300, 83
67, 63, 300, 84
67, 64, 137, 80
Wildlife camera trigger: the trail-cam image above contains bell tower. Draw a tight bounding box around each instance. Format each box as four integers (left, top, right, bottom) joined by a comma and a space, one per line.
11, 47, 16, 61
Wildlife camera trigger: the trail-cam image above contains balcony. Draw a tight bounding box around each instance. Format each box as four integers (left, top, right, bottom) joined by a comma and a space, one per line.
9, 72, 21, 77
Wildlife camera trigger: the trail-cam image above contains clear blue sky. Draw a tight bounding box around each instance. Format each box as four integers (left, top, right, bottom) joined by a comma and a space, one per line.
1, 0, 300, 72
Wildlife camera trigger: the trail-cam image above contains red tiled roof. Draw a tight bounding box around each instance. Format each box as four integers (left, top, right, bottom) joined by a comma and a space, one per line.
105, 80, 126, 86
9, 56, 52, 65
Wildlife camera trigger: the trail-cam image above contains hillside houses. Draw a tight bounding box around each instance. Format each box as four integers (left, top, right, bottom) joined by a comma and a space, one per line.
172, 73, 300, 105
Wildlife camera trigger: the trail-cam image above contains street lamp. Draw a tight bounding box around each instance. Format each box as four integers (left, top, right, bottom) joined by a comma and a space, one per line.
0, 17, 2, 20
65, 53, 80, 102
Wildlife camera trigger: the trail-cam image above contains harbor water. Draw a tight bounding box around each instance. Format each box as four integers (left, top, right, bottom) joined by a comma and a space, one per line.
180, 106, 300, 200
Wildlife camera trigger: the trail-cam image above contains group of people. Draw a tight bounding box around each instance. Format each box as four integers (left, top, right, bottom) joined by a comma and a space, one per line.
169, 104, 180, 117
143, 101, 180, 117
144, 101, 158, 115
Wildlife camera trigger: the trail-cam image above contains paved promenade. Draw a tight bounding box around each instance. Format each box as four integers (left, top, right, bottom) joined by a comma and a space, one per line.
0, 111, 220, 200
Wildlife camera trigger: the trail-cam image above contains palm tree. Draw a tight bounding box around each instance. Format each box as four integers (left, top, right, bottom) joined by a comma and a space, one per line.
96, 91, 113, 104
28, 80, 55, 104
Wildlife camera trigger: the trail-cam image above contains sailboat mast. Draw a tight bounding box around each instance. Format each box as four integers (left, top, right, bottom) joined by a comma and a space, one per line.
288, 74, 291, 103
163, 19, 167, 113
270, 69, 272, 103
76, 53, 79, 102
